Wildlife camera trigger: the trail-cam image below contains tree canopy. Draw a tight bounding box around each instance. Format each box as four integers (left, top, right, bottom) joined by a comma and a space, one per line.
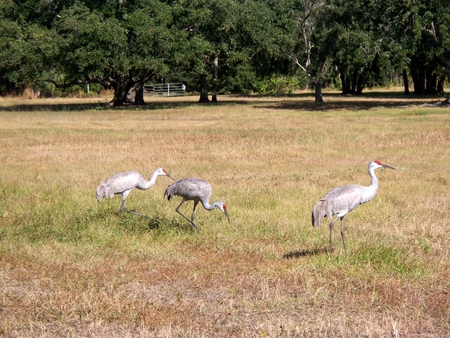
1, 0, 449, 105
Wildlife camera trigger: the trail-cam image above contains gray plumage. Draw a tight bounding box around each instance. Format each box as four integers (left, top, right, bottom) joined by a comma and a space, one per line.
164, 178, 230, 231
312, 160, 395, 254
96, 168, 174, 214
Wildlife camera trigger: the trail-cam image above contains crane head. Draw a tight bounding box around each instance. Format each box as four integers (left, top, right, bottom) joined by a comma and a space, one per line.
158, 168, 175, 180
372, 160, 395, 170
217, 202, 230, 223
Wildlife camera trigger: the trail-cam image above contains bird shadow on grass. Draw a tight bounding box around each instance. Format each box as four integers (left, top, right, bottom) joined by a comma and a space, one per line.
144, 214, 195, 233
112, 211, 192, 234
283, 247, 330, 259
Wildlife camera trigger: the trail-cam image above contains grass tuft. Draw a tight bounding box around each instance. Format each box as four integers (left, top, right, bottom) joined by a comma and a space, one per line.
350, 245, 427, 277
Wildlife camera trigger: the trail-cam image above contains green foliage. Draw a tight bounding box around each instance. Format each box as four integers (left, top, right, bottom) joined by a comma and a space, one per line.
220, 63, 258, 94
1, 0, 450, 97
255, 74, 306, 94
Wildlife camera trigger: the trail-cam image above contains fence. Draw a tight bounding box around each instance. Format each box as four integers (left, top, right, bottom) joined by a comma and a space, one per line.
144, 83, 186, 96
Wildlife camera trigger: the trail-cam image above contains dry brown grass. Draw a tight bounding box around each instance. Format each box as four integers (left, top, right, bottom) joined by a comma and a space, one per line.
1, 90, 449, 337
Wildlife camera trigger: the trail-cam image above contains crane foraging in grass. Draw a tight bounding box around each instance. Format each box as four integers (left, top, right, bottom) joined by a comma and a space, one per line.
164, 178, 230, 231
96, 168, 175, 217
312, 160, 395, 255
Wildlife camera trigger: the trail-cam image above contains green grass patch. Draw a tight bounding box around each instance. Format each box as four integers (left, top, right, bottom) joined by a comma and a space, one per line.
349, 245, 427, 277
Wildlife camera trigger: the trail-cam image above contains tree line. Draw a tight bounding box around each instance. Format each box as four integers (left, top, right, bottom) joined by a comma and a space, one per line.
1, 0, 449, 106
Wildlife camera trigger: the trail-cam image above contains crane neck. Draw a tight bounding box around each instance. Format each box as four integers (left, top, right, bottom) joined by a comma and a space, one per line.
368, 166, 379, 188
361, 166, 379, 204
143, 171, 160, 189
202, 201, 220, 210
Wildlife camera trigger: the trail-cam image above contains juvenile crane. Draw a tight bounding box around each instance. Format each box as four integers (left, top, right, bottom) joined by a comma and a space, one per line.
164, 178, 230, 231
312, 160, 395, 254
96, 168, 175, 216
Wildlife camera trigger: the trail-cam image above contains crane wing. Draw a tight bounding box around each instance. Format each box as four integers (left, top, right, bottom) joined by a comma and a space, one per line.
321, 185, 364, 216
101, 171, 140, 197
165, 178, 211, 201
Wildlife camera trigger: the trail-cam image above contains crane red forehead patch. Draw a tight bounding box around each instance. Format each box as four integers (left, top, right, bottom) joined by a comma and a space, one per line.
374, 160, 381, 165
223, 204, 227, 210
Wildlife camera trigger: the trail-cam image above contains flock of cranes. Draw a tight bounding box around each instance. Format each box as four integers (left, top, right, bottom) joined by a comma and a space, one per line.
96, 168, 230, 231
96, 160, 395, 254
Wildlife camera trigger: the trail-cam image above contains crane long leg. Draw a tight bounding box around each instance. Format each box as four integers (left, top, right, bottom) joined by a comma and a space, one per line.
119, 199, 127, 214
191, 201, 199, 223
328, 216, 340, 253
340, 217, 347, 256
119, 191, 131, 214
120, 195, 150, 219
175, 200, 200, 232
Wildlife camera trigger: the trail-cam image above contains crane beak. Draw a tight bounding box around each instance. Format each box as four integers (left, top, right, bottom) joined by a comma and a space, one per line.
382, 163, 395, 170
224, 210, 230, 223
166, 173, 176, 180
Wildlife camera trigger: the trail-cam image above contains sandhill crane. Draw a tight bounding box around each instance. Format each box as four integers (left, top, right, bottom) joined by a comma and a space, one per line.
312, 160, 395, 254
96, 168, 175, 217
164, 178, 230, 231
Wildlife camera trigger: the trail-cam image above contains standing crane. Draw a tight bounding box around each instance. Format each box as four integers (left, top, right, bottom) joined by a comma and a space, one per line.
164, 178, 230, 231
312, 160, 395, 254
96, 168, 175, 217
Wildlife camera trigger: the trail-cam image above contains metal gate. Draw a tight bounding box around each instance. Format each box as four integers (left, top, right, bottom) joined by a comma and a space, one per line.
144, 83, 185, 96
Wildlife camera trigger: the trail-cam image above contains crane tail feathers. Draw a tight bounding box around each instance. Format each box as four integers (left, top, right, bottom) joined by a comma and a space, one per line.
164, 184, 177, 201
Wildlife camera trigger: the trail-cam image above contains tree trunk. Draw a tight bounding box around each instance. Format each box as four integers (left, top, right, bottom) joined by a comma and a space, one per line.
410, 59, 425, 95
356, 74, 365, 94
132, 83, 145, 105
211, 56, 218, 103
198, 74, 210, 103
403, 69, 410, 95
314, 78, 323, 103
110, 78, 133, 106
2, 79, 16, 95
425, 70, 437, 95
340, 71, 351, 95
351, 70, 358, 94
437, 77, 445, 95
126, 84, 137, 104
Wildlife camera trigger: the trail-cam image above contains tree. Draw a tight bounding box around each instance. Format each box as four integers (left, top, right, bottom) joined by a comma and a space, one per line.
317, 0, 396, 95
271, 0, 329, 102
236, 0, 290, 92
48, 1, 181, 106
0, 16, 26, 95
171, 0, 241, 102
409, 0, 450, 94
3, 0, 449, 100
171, 0, 289, 102
0, 0, 61, 95
361, 0, 450, 95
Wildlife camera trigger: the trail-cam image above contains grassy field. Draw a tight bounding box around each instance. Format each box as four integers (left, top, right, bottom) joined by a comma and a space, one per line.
1, 91, 449, 337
